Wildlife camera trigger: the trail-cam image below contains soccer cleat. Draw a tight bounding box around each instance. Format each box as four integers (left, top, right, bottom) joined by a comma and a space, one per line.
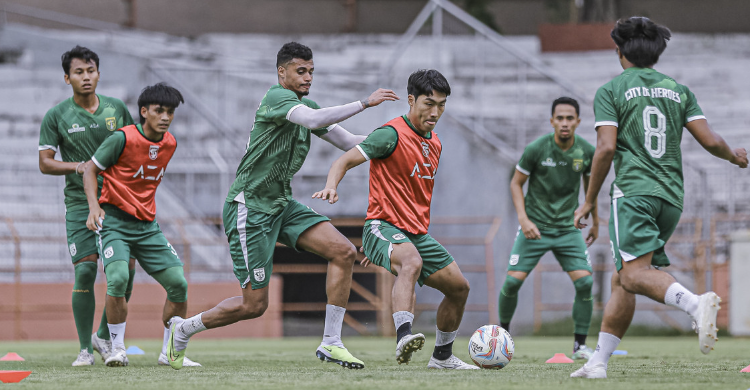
395, 333, 425, 365
316, 345, 365, 369
91, 333, 112, 362
427, 355, 479, 369
692, 292, 721, 355
167, 317, 186, 370
72, 349, 95, 366
570, 363, 607, 379
104, 347, 128, 367
158, 353, 202, 367
572, 345, 594, 360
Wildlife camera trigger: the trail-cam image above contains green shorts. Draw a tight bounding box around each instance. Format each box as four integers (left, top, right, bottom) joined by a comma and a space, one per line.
223, 199, 330, 289
96, 205, 182, 274
508, 227, 591, 273
610, 195, 681, 272
362, 219, 454, 287
65, 208, 99, 263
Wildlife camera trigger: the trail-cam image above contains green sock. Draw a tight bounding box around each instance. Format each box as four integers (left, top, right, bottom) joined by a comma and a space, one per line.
97, 268, 135, 340
572, 275, 594, 335
73, 262, 98, 353
498, 275, 524, 325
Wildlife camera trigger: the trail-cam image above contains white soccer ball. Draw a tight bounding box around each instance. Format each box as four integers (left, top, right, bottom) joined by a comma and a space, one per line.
468, 324, 514, 369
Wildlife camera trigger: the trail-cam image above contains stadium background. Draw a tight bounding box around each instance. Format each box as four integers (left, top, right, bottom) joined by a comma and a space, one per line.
1, 0, 749, 342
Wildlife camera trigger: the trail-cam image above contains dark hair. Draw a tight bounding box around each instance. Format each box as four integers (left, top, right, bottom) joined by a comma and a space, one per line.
137, 82, 185, 124
551, 96, 579, 116
611, 17, 671, 68
61, 46, 99, 75
407, 69, 451, 99
276, 42, 313, 68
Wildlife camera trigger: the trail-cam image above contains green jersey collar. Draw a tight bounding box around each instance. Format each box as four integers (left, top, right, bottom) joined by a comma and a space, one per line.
70, 94, 104, 118
622, 67, 656, 75
402, 115, 432, 139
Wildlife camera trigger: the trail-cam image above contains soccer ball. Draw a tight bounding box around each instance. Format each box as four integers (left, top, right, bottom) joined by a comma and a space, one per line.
468, 325, 514, 369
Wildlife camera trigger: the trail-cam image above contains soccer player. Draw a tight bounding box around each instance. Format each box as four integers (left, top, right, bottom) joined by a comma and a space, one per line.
570, 17, 748, 379
83, 83, 194, 367
499, 96, 597, 360
166, 42, 398, 370
38, 46, 137, 366
312, 69, 478, 369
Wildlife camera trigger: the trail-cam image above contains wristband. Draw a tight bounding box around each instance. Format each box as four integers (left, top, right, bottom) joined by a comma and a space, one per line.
360, 98, 369, 109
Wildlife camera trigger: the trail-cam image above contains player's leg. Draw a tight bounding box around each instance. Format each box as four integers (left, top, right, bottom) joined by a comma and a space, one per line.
93, 258, 135, 362
102, 255, 131, 367
279, 201, 362, 368
499, 228, 546, 332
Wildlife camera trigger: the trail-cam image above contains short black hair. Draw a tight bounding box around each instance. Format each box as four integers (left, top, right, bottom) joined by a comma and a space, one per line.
276, 42, 313, 68
611, 17, 671, 68
61, 46, 99, 75
407, 69, 451, 99
137, 82, 185, 124
551, 97, 579, 116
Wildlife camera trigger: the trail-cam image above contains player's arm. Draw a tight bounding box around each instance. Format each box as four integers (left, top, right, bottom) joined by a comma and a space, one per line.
38, 149, 87, 176
318, 124, 366, 151
287, 88, 399, 129
582, 174, 599, 246
686, 119, 748, 168
575, 125, 617, 229
312, 148, 367, 204
83, 161, 105, 231
510, 169, 541, 240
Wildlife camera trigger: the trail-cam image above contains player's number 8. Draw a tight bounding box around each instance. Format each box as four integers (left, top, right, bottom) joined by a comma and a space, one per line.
643, 105, 667, 158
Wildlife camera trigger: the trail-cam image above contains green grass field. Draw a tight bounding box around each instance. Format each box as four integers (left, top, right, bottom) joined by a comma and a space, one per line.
1, 336, 748, 389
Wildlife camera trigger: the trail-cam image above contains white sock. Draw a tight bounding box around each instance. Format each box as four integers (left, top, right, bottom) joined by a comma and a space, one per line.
435, 326, 457, 346
587, 332, 620, 368
392, 311, 414, 330
664, 282, 699, 317
161, 327, 170, 355
174, 313, 206, 351
107, 322, 126, 351
321, 304, 346, 347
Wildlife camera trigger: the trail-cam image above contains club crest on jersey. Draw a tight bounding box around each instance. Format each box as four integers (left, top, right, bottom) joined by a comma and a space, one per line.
69, 243, 77, 257
573, 159, 584, 172
254, 268, 266, 282
421, 141, 430, 158
149, 145, 160, 160
105, 117, 117, 131
541, 158, 556, 167
104, 246, 114, 259
67, 123, 85, 133
509, 254, 519, 265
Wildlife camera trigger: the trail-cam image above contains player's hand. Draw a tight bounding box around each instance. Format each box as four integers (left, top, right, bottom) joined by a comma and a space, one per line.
86, 207, 105, 231
359, 246, 371, 267
311, 188, 339, 204
585, 222, 599, 247
574, 202, 594, 229
362, 88, 399, 108
520, 218, 541, 240
731, 147, 748, 168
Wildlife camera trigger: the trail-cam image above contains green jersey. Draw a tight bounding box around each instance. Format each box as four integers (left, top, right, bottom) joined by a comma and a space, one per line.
517, 133, 595, 230
38, 94, 134, 213
594, 67, 704, 210
226, 84, 330, 215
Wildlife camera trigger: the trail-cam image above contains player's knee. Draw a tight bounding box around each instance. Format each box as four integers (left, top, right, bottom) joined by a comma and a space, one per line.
74, 261, 98, 287
452, 277, 471, 301
239, 299, 268, 319
165, 277, 188, 303
573, 275, 594, 294
618, 269, 639, 293
399, 256, 423, 279
330, 240, 357, 265
500, 274, 524, 297
105, 262, 130, 298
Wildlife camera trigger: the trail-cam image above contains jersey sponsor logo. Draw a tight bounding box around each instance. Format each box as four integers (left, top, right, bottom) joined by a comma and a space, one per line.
253, 267, 266, 282
67, 123, 85, 133
573, 159, 584, 172
509, 254, 519, 265
541, 158, 556, 167
104, 246, 114, 259
69, 243, 77, 257
410, 162, 435, 180
149, 145, 160, 160
392, 233, 406, 240
90, 123, 99, 129
106, 117, 117, 131
133, 165, 165, 181
421, 141, 430, 158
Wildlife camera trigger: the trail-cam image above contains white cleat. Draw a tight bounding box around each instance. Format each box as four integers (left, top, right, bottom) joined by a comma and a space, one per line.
72, 349, 95, 366
396, 333, 425, 365
158, 353, 202, 367
570, 363, 607, 379
91, 333, 112, 362
104, 347, 129, 367
427, 355, 480, 369
572, 345, 595, 360
692, 292, 721, 355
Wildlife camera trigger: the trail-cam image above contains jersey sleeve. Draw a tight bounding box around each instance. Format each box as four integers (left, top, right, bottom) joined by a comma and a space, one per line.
683, 88, 705, 124
39, 109, 60, 152
91, 131, 126, 170
355, 126, 398, 161
516, 143, 537, 176
265, 87, 306, 124
594, 84, 619, 128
